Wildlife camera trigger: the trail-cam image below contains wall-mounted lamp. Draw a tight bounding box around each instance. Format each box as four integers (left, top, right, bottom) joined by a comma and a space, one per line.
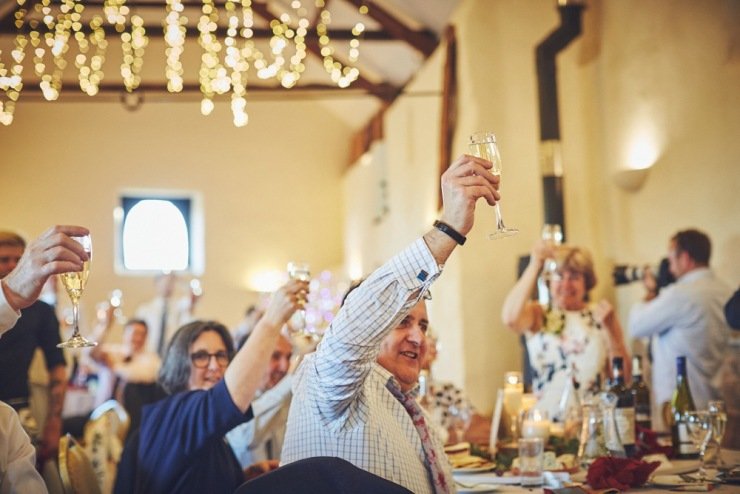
613, 168, 650, 192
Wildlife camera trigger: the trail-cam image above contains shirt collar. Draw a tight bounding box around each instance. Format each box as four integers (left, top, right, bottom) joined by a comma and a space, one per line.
376, 364, 421, 399
678, 267, 711, 284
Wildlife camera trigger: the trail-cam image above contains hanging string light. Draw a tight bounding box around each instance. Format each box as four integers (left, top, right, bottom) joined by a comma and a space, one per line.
0, 0, 368, 126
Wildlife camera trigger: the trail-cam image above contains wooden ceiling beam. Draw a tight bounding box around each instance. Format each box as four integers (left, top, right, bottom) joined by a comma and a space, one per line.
343, 0, 438, 57
250, 0, 399, 102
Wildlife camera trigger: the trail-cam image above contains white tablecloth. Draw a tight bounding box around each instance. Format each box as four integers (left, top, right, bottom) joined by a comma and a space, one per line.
453, 450, 739, 493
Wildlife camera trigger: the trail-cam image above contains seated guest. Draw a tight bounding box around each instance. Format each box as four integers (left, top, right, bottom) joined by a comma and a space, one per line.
281, 154, 500, 494
114, 280, 304, 494
227, 332, 293, 469
419, 330, 478, 445
0, 401, 47, 493
501, 240, 630, 419
90, 318, 162, 433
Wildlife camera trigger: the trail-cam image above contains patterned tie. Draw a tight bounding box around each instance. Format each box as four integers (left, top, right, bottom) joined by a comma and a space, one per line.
387, 381, 452, 494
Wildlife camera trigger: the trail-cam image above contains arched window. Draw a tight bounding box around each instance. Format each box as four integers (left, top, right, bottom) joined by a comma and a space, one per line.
116, 194, 202, 274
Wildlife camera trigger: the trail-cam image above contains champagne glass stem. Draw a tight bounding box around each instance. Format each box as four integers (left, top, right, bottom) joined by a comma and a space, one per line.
698, 442, 707, 481
495, 203, 507, 230
72, 301, 80, 338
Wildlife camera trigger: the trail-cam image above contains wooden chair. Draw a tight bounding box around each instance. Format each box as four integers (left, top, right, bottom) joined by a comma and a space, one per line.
58, 433, 102, 494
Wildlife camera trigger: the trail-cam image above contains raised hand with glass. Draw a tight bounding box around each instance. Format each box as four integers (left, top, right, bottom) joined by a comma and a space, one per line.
57, 234, 96, 348
286, 261, 316, 352
469, 132, 518, 239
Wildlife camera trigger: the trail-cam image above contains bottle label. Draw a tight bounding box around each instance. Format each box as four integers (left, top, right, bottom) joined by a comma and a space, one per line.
635, 404, 651, 423
615, 407, 636, 445
677, 423, 694, 455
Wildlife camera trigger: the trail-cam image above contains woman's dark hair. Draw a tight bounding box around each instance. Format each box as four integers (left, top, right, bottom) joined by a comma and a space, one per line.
158, 320, 234, 395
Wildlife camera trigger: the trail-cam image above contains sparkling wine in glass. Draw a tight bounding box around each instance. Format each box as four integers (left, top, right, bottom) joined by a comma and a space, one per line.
57, 235, 96, 348
469, 132, 519, 239
287, 261, 310, 329
685, 411, 712, 481
707, 400, 727, 467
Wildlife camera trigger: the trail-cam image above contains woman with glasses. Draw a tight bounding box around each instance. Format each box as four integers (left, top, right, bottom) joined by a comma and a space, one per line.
501, 241, 630, 419
114, 279, 306, 494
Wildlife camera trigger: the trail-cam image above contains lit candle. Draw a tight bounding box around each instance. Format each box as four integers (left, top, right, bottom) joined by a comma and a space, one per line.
521, 409, 551, 440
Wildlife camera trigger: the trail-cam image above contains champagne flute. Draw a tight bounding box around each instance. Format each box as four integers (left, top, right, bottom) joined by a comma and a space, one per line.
707, 400, 727, 467
469, 132, 519, 239
287, 261, 310, 329
57, 234, 96, 348
685, 411, 712, 481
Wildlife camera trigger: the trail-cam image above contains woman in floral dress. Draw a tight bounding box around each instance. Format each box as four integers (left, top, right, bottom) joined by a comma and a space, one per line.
501, 241, 630, 419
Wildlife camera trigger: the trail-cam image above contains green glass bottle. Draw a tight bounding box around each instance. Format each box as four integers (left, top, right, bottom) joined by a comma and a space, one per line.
670, 356, 698, 459
630, 356, 652, 430
609, 357, 636, 457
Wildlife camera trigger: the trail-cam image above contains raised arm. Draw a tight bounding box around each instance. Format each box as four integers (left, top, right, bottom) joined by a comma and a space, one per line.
225, 280, 305, 413
501, 240, 550, 333
312, 154, 501, 418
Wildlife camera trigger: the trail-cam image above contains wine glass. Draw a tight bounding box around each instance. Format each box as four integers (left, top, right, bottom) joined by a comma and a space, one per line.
57, 234, 96, 348
448, 401, 472, 444
707, 400, 727, 467
685, 411, 712, 481
469, 132, 518, 239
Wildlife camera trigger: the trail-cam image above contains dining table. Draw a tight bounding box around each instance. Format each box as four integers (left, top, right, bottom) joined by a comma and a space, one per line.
452, 449, 740, 493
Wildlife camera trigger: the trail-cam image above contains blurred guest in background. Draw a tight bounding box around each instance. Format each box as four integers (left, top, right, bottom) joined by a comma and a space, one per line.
418, 330, 481, 445
0, 230, 74, 465
630, 229, 732, 430
90, 318, 161, 433
135, 272, 200, 358
114, 280, 303, 494
227, 331, 293, 471
0, 225, 88, 493
234, 304, 265, 348
725, 287, 740, 330
502, 241, 630, 419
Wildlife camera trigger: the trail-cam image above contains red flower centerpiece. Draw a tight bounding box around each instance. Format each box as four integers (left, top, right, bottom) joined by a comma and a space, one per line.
586, 457, 661, 491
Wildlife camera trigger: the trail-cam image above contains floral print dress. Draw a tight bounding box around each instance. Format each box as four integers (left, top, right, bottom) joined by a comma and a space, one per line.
526, 306, 609, 419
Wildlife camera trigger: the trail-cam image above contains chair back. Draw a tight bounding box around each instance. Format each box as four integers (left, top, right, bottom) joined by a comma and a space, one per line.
59, 433, 103, 494
87, 399, 130, 443
83, 400, 130, 494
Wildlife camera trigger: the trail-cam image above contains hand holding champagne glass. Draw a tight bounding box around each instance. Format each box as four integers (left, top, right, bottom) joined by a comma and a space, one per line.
57, 234, 96, 348
469, 132, 518, 239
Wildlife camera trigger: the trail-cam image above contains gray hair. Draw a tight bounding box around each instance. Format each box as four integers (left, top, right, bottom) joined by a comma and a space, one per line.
158, 320, 234, 395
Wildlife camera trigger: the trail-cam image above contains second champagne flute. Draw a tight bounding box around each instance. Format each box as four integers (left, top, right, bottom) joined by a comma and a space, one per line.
469, 131, 519, 239
57, 234, 97, 348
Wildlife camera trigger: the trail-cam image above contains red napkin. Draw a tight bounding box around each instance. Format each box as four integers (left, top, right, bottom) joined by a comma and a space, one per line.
586, 457, 661, 491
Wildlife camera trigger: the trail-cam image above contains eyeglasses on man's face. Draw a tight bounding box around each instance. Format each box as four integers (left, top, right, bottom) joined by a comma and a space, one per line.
190, 350, 230, 368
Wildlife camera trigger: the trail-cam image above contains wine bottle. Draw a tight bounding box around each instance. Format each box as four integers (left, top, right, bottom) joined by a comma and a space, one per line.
670, 356, 697, 459
609, 357, 636, 457
630, 356, 652, 430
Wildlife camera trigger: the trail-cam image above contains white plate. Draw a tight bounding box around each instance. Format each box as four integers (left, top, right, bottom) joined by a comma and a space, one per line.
453, 464, 497, 473
455, 484, 500, 493
650, 474, 704, 487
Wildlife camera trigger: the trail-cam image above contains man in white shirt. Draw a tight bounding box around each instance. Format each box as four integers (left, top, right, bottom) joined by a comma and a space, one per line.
629, 229, 732, 430
135, 272, 199, 357
281, 154, 500, 494
227, 333, 293, 468
0, 401, 46, 494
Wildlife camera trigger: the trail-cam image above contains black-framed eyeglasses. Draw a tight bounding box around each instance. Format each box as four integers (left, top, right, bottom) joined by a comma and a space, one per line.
190, 350, 230, 368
